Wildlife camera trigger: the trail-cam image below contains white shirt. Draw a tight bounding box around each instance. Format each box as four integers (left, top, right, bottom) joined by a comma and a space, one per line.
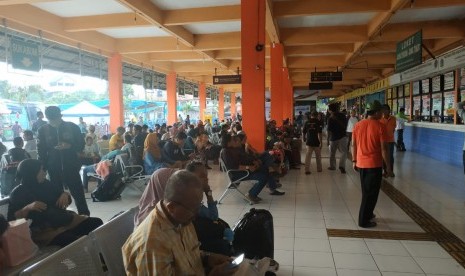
346, 117, 359, 132
24, 139, 37, 152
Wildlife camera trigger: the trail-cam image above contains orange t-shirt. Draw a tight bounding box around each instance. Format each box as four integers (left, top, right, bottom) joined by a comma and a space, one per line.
352, 119, 388, 168
379, 116, 396, 142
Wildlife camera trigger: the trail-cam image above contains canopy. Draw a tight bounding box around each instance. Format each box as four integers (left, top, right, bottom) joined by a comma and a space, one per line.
61, 101, 109, 117
0, 103, 11, 114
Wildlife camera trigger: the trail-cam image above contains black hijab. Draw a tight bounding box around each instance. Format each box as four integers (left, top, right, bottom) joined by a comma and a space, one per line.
16, 159, 43, 188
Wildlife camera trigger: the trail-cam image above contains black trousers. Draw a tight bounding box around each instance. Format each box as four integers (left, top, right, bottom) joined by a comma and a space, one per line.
397, 129, 405, 151
49, 217, 103, 247
358, 168, 382, 227
463, 151, 465, 174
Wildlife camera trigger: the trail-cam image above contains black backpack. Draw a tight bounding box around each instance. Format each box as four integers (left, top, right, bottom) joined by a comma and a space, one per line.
91, 171, 126, 202
233, 208, 274, 259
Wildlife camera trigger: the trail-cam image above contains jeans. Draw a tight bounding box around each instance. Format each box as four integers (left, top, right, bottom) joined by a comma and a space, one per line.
329, 137, 348, 169
304, 146, 322, 172
346, 132, 352, 151
358, 167, 382, 226
81, 165, 100, 190
144, 152, 166, 175
463, 151, 465, 174
230, 168, 274, 197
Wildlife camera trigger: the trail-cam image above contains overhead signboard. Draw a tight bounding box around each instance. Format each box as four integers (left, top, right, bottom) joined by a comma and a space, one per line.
396, 30, 422, 73
10, 38, 40, 72
213, 75, 241, 85
311, 71, 343, 82
309, 82, 333, 90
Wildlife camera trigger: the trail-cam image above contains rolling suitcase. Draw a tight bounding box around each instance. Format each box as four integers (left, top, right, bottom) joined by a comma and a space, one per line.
233, 208, 274, 259
91, 171, 126, 202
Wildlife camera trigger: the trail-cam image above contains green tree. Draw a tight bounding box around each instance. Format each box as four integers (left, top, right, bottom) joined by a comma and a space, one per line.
123, 83, 135, 109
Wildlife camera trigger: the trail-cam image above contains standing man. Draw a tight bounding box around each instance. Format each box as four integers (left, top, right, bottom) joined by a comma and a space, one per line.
37, 106, 90, 216
327, 104, 348, 174
352, 101, 392, 228
395, 107, 409, 151
32, 111, 47, 136
346, 110, 359, 152
303, 111, 323, 175
380, 105, 396, 177
11, 121, 22, 138
78, 117, 87, 137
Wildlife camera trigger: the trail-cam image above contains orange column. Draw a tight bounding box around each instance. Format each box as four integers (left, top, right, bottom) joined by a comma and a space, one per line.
271, 43, 284, 124
199, 82, 206, 122
241, 0, 266, 151
166, 72, 177, 125
282, 67, 293, 122
218, 87, 225, 121
282, 67, 289, 123
230, 94, 236, 119
108, 53, 124, 133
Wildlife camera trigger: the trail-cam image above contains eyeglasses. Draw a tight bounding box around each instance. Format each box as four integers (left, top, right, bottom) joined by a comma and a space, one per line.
172, 201, 202, 215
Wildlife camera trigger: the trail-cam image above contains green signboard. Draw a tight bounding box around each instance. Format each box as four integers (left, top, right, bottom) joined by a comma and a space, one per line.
396, 30, 422, 73
143, 72, 153, 89
11, 38, 40, 72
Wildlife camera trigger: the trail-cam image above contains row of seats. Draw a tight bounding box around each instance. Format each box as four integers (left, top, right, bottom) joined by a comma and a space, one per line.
1, 197, 137, 276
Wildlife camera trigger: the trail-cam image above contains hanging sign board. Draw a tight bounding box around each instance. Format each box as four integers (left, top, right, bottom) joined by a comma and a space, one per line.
309, 82, 333, 90
396, 30, 422, 73
10, 38, 40, 72
311, 71, 343, 82
143, 72, 153, 89
213, 75, 241, 85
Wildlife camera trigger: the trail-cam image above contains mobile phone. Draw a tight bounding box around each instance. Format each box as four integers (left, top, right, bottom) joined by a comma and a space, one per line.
227, 253, 244, 269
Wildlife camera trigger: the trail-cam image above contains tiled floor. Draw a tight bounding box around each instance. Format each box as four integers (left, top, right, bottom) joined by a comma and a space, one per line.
73, 147, 465, 276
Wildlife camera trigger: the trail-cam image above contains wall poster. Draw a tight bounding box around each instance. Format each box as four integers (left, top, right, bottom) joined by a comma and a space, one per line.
413, 95, 421, 120
404, 83, 410, 97
412, 81, 420, 95
422, 78, 430, 94
432, 75, 441, 93
443, 71, 455, 91
398, 85, 404, 98
421, 94, 431, 117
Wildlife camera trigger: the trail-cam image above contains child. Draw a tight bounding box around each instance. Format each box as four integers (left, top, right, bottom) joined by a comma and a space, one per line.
81, 136, 100, 165
8, 137, 31, 163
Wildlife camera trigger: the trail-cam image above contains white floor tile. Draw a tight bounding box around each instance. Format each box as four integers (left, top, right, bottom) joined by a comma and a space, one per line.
293, 251, 334, 268
295, 227, 328, 239
275, 237, 294, 251
365, 240, 410, 256
337, 269, 382, 276
273, 250, 294, 266
294, 238, 331, 252
333, 253, 378, 270
381, 273, 425, 276
293, 266, 337, 276
330, 239, 370, 254
401, 241, 450, 258
414, 257, 465, 275
373, 255, 423, 273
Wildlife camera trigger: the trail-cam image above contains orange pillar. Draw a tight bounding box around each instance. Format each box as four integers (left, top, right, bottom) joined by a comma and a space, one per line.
167, 72, 177, 125
271, 43, 284, 124
230, 94, 236, 119
218, 87, 225, 121
282, 68, 289, 123
241, 0, 266, 151
199, 82, 206, 122
108, 53, 124, 133
282, 67, 293, 122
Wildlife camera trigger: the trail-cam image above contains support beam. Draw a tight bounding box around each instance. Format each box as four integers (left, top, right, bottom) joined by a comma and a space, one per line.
199, 82, 206, 122
164, 5, 240, 25
287, 56, 346, 68
0, 0, 61, 4
117, 37, 191, 53
286, 44, 355, 56
282, 26, 368, 45
108, 53, 124, 133
64, 13, 151, 32
149, 51, 204, 61
167, 72, 177, 125
195, 32, 241, 50
218, 87, 225, 121
373, 21, 465, 42
271, 43, 284, 124
274, 0, 390, 17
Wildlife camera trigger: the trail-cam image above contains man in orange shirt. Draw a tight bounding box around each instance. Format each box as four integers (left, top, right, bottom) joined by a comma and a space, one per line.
380, 104, 397, 177
352, 101, 392, 228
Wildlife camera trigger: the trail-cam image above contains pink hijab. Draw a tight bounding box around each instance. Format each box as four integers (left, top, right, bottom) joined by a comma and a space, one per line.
134, 168, 178, 227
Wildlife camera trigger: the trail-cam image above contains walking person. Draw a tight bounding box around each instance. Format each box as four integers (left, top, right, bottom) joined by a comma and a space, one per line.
352, 101, 393, 228
346, 110, 359, 152
327, 104, 348, 174
303, 111, 323, 175
37, 106, 90, 216
380, 104, 396, 177
395, 107, 409, 151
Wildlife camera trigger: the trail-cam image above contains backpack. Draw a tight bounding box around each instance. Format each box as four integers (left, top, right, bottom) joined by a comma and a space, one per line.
91, 171, 126, 202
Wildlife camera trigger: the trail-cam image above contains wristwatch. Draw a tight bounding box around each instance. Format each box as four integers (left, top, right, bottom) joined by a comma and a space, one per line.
246, 166, 250, 170
206, 190, 212, 197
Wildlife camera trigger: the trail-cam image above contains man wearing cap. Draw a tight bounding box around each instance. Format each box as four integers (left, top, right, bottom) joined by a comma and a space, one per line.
352, 100, 392, 228
37, 106, 90, 216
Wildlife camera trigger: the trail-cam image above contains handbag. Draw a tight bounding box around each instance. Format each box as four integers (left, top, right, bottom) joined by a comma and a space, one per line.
2, 219, 39, 266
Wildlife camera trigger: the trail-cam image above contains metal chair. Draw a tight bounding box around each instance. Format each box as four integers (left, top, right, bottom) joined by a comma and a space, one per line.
217, 150, 257, 205
0, 196, 9, 218
89, 207, 138, 276
114, 154, 150, 192
20, 236, 105, 276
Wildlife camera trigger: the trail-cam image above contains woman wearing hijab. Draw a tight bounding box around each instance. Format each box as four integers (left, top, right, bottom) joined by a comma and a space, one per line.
7, 159, 103, 247
143, 132, 165, 175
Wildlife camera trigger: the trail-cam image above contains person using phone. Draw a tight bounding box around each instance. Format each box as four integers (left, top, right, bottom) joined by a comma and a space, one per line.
122, 170, 237, 276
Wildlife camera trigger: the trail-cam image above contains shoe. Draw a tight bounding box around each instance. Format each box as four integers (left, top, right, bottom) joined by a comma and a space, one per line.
359, 221, 377, 228
276, 183, 282, 188
256, 196, 263, 201
370, 214, 376, 220
290, 166, 300, 170
245, 193, 261, 204
327, 167, 336, 170
339, 167, 346, 174
269, 190, 285, 196
305, 171, 311, 175
205, 165, 212, 170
